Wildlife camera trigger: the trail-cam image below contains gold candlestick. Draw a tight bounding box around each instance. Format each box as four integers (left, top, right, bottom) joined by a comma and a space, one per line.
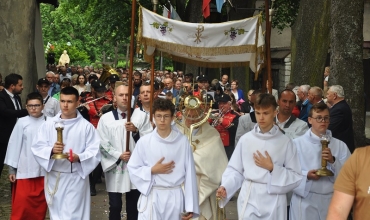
52, 122, 68, 159
316, 134, 334, 176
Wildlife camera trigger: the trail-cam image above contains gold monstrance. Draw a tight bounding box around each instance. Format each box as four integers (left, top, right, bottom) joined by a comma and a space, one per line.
316, 134, 334, 176
52, 121, 68, 159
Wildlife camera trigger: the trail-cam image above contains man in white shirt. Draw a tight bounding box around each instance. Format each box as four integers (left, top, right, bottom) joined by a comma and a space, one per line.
0, 73, 28, 177
275, 89, 308, 139
36, 78, 60, 117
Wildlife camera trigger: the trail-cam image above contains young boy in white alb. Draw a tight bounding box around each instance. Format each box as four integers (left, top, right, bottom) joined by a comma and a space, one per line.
127, 98, 199, 220
217, 93, 303, 220
4, 92, 48, 219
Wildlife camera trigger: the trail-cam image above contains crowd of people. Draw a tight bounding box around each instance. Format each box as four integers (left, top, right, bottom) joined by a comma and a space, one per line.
0, 64, 368, 220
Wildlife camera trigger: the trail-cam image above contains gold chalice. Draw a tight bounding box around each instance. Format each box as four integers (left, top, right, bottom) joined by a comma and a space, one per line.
316, 134, 334, 176
52, 121, 68, 159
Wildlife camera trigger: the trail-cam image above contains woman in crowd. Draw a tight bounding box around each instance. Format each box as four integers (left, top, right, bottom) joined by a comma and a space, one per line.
74, 74, 88, 95
230, 80, 245, 101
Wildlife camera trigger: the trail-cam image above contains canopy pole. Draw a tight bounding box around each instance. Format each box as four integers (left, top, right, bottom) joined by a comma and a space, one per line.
126, 0, 136, 152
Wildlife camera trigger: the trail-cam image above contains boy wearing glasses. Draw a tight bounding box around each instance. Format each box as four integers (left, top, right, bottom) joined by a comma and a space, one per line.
4, 92, 48, 219
127, 98, 200, 220
289, 102, 351, 220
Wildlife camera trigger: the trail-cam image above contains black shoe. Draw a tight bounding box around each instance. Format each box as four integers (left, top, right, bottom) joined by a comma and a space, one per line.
90, 187, 97, 196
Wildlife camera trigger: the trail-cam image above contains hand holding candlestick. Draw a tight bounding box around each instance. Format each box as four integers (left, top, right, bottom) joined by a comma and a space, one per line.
52, 122, 68, 159
316, 134, 334, 176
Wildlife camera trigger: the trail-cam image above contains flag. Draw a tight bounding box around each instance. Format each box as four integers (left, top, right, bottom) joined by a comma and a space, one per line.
203, 0, 211, 18
162, 6, 171, 19
163, 5, 182, 21
216, 0, 226, 13
170, 5, 181, 21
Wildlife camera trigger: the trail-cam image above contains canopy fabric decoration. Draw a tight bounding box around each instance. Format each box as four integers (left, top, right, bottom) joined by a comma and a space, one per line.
138, 6, 265, 74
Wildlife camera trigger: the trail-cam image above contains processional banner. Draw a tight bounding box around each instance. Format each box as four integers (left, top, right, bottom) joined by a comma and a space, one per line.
138, 6, 265, 73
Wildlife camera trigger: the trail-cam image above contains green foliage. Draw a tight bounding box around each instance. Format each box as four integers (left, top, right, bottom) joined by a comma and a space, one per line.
272, 0, 300, 31
260, 0, 300, 32
41, 0, 170, 68
50, 43, 90, 65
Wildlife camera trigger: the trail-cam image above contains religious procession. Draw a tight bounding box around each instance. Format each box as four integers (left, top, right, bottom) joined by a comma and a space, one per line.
1, 0, 370, 220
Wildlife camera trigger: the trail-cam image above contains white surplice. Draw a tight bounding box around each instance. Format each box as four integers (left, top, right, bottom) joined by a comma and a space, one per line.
31, 111, 101, 220
43, 96, 60, 117
131, 107, 153, 137
4, 115, 49, 179
97, 110, 135, 193
235, 113, 256, 145
177, 122, 228, 220
219, 124, 303, 220
127, 128, 200, 220
290, 129, 351, 220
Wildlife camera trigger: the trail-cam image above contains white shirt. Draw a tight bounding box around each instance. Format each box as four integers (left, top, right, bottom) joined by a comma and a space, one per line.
4, 88, 20, 110
232, 90, 239, 101
43, 96, 60, 117
276, 115, 290, 128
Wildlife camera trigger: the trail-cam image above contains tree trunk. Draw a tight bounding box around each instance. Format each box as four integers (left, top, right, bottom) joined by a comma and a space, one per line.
0, 1, 39, 104
291, 0, 330, 86
330, 0, 366, 147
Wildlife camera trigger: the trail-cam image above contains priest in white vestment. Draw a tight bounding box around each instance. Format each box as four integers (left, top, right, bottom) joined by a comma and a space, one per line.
4, 92, 49, 219
128, 98, 200, 220
31, 87, 101, 220
289, 103, 351, 220
217, 94, 303, 220
176, 108, 228, 220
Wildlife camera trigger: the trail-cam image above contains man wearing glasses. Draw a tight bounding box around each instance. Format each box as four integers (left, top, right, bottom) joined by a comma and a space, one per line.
289, 102, 351, 220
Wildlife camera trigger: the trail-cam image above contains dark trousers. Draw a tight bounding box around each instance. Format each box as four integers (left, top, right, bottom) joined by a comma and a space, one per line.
0, 143, 7, 177
224, 145, 235, 161
89, 163, 103, 188
109, 189, 141, 220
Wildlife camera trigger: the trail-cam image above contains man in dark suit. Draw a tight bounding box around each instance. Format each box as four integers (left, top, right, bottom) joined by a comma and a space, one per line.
0, 73, 28, 177
326, 85, 355, 153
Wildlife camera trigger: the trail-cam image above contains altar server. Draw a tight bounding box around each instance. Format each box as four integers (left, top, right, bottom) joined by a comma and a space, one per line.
31, 87, 101, 220
4, 92, 48, 220
97, 84, 140, 220
289, 102, 351, 220
127, 98, 200, 220
217, 93, 303, 220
